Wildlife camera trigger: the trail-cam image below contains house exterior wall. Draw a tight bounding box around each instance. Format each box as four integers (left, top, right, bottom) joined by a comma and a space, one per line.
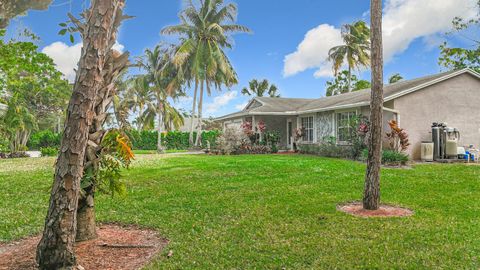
393, 73, 480, 159
256, 115, 289, 149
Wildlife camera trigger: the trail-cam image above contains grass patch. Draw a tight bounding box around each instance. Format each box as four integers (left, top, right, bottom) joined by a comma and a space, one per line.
133, 149, 189, 155
1, 155, 479, 269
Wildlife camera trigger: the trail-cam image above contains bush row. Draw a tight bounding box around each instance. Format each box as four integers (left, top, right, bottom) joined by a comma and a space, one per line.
125, 130, 221, 150
27, 129, 221, 151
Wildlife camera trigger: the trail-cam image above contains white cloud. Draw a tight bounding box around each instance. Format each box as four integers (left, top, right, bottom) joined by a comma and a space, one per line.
284, 0, 478, 78
283, 24, 342, 78
42, 42, 82, 82
42, 41, 125, 82
235, 101, 248, 111
206, 91, 238, 115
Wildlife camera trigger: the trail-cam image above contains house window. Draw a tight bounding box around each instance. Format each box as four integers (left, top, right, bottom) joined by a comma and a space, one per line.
301, 116, 314, 142
336, 111, 357, 143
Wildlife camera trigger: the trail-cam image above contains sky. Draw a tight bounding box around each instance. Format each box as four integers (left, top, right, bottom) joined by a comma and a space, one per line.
6, 0, 478, 118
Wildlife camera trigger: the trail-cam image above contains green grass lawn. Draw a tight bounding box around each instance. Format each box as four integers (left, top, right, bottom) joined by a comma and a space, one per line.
133, 149, 189, 155
1, 154, 479, 269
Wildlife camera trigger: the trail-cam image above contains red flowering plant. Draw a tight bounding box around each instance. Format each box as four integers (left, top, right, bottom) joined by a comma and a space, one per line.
241, 121, 257, 144
257, 120, 266, 133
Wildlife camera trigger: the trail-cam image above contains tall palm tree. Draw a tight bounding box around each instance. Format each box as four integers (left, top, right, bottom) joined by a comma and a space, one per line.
328, 20, 370, 92
363, 0, 383, 210
135, 44, 185, 153
241, 79, 280, 97
162, 0, 250, 147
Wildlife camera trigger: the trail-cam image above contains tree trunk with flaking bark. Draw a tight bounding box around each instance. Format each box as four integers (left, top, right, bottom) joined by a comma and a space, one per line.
194, 80, 205, 147
36, 1, 126, 269
363, 0, 383, 210
76, 49, 129, 242
189, 80, 198, 146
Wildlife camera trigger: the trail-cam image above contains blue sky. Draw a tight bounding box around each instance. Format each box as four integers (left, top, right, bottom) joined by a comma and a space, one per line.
6, 0, 478, 117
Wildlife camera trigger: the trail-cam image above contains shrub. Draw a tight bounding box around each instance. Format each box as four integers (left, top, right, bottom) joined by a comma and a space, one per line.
236, 144, 272, 155
361, 149, 409, 165
299, 143, 353, 159
40, 147, 58, 157
264, 131, 281, 153
215, 127, 248, 155
28, 130, 61, 150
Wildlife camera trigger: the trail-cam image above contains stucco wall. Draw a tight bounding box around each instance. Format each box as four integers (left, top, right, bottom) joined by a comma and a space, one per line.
393, 73, 480, 159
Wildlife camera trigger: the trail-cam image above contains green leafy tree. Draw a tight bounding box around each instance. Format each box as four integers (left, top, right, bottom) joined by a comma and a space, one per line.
325, 70, 371, 96
241, 79, 280, 97
0, 30, 70, 152
328, 20, 370, 92
439, 1, 480, 73
162, 0, 251, 146
0, 0, 52, 28
388, 73, 403, 84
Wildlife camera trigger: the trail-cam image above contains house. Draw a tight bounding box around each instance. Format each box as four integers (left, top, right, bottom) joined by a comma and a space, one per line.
216, 69, 480, 159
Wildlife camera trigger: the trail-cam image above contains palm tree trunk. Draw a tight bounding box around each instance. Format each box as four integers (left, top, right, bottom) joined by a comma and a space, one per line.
157, 101, 165, 153
189, 79, 198, 146
194, 80, 205, 147
363, 0, 383, 211
36, 1, 125, 268
348, 65, 352, 92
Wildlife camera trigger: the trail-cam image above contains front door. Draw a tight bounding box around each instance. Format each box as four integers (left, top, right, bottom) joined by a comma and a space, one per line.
287, 120, 293, 150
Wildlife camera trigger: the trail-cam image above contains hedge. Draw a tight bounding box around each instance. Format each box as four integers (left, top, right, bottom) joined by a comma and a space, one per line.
125, 130, 221, 150
27, 129, 221, 151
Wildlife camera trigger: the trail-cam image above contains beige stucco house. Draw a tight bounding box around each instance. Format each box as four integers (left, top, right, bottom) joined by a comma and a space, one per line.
216, 69, 480, 160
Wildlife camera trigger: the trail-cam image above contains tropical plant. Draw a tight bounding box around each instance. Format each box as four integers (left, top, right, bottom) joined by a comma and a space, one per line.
162, 0, 251, 146
385, 120, 410, 152
328, 20, 370, 93
388, 73, 403, 84
363, 0, 383, 210
325, 70, 371, 96
241, 79, 280, 97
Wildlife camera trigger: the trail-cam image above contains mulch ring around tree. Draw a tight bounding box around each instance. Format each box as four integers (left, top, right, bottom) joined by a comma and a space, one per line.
337, 202, 414, 218
0, 224, 168, 270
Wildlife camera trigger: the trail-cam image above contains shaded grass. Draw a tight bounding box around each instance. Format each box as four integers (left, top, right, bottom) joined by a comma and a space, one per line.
1, 155, 479, 269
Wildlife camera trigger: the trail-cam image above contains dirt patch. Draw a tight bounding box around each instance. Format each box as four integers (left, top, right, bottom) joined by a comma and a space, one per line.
337, 202, 413, 218
0, 224, 168, 270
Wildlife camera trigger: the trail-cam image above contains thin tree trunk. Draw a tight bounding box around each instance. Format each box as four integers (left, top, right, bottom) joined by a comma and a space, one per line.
157, 101, 165, 153
348, 65, 352, 92
76, 187, 96, 242
194, 80, 204, 147
189, 79, 198, 146
363, 0, 383, 211
36, 1, 126, 269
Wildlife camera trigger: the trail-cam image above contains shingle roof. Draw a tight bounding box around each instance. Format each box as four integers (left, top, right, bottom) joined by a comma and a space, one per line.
216, 69, 480, 120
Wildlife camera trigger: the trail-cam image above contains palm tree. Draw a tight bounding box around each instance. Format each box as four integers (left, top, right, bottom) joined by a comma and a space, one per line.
135, 44, 185, 153
388, 73, 403, 84
328, 20, 370, 92
363, 0, 383, 210
162, 0, 251, 147
241, 79, 280, 97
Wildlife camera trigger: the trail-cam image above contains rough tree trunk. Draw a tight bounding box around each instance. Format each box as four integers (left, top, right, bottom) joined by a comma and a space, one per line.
189, 80, 198, 146
363, 0, 383, 210
194, 80, 204, 147
347, 65, 352, 93
36, 1, 126, 269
